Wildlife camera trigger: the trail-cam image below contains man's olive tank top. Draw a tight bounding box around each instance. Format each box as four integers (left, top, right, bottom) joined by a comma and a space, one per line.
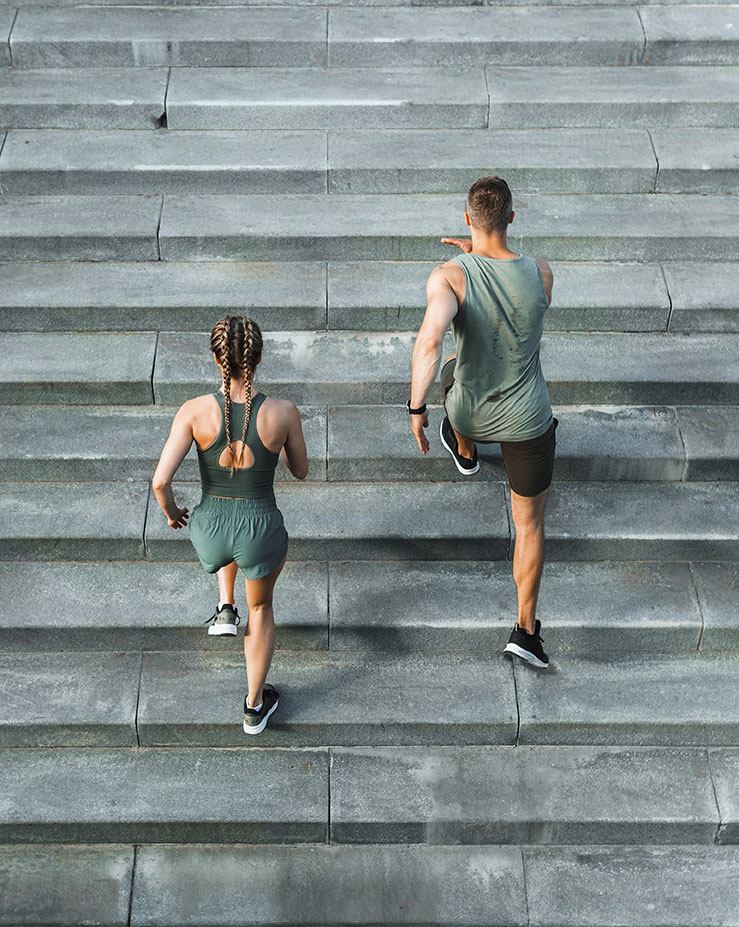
445, 252, 553, 443
197, 391, 279, 499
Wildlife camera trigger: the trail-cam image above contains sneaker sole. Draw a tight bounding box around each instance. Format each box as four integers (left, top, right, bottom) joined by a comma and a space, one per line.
243, 698, 279, 736
439, 420, 480, 475
208, 625, 238, 636
504, 642, 549, 669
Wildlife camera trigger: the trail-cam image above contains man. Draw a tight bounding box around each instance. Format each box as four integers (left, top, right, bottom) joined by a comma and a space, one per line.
408, 176, 556, 669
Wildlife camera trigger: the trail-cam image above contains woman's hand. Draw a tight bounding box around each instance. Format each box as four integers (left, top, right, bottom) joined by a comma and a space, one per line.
441, 238, 472, 253
168, 507, 190, 530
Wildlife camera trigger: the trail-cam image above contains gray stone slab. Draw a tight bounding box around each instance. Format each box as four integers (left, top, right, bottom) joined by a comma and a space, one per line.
0, 403, 327, 481
0, 67, 168, 129
652, 128, 739, 194
515, 652, 739, 745
0, 130, 327, 194
524, 846, 739, 927
678, 406, 739, 480
665, 260, 739, 333
11, 7, 326, 67
0, 748, 328, 843
328, 405, 687, 482
132, 845, 527, 927
0, 332, 156, 404
642, 4, 739, 64
160, 193, 739, 262
329, 7, 644, 66
1, 7, 14, 65
329, 128, 656, 194
138, 651, 517, 746
692, 562, 739, 651
329, 560, 703, 653
487, 65, 739, 128
0, 261, 326, 332
0, 652, 139, 747
0, 195, 161, 261
0, 560, 328, 651
166, 67, 488, 130
543, 481, 739, 561
327, 260, 671, 331
331, 745, 718, 844
0, 846, 134, 927
709, 748, 739, 842
145, 481, 511, 562
0, 481, 148, 561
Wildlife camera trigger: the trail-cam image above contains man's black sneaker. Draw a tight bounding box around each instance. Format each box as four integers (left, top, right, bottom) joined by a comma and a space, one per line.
243, 683, 279, 736
205, 604, 240, 637
440, 416, 480, 475
504, 619, 549, 669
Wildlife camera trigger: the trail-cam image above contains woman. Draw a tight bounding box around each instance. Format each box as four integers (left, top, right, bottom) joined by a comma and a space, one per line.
152, 316, 308, 735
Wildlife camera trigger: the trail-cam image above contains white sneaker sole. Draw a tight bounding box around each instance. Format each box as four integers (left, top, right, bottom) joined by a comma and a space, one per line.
504, 642, 549, 669
439, 420, 480, 475
208, 625, 238, 636
243, 698, 279, 736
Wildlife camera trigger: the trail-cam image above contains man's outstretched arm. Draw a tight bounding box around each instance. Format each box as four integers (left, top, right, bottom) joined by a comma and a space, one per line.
410, 267, 459, 454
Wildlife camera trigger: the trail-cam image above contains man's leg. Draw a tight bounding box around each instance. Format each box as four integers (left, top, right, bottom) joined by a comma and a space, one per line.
442, 352, 476, 458
510, 488, 548, 634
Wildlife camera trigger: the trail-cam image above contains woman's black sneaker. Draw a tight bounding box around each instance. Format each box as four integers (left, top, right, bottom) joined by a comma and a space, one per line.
440, 416, 480, 475
504, 619, 549, 669
205, 604, 241, 636
243, 684, 279, 735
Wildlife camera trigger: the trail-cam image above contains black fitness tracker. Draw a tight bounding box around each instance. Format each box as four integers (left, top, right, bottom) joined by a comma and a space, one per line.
406, 400, 427, 415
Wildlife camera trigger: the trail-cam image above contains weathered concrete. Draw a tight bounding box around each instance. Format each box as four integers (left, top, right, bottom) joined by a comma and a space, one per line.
11, 7, 327, 67
523, 846, 739, 926
692, 562, 739, 651
138, 651, 517, 746
0, 560, 328, 651
1, 7, 13, 64
0, 652, 140, 746
329, 7, 644, 66
677, 406, 739, 480
327, 260, 671, 331
487, 65, 739, 127
131, 845, 527, 926
642, 4, 739, 64
0, 482, 148, 561
0, 67, 168, 129
145, 481, 511, 562
0, 403, 327, 481
652, 128, 739, 193
0, 195, 161, 261
0, 846, 134, 926
543, 481, 739, 561
664, 261, 739, 332
0, 130, 327, 194
167, 67, 488, 130
329, 560, 703, 653
515, 652, 739, 745
0, 261, 326, 332
330, 746, 718, 844
0, 748, 328, 844
709, 749, 739, 843
0, 332, 156, 404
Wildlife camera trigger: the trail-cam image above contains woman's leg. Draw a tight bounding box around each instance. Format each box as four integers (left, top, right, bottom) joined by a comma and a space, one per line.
217, 562, 238, 605
244, 556, 286, 708
441, 352, 475, 458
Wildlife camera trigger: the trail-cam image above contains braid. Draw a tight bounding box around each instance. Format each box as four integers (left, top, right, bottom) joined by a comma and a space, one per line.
240, 317, 254, 457
209, 316, 233, 469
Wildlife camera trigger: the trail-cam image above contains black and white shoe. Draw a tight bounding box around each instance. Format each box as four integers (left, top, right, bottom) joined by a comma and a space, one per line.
205, 604, 240, 637
243, 684, 279, 736
504, 619, 549, 669
440, 416, 480, 475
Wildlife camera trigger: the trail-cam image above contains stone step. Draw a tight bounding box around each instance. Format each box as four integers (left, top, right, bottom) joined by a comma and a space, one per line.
4, 403, 737, 484
0, 8, 12, 65
3, 560, 734, 654
652, 128, 739, 195
664, 261, 739, 333
0, 68, 167, 129
9, 7, 327, 68
486, 65, 739, 127
157, 193, 739, 262
641, 4, 739, 65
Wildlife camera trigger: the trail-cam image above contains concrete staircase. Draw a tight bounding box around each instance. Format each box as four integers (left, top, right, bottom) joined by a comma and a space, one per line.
1, 1, 739, 924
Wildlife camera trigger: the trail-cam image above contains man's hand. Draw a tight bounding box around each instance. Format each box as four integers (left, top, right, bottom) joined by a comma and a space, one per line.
441, 237, 472, 253
411, 411, 430, 455
168, 506, 190, 529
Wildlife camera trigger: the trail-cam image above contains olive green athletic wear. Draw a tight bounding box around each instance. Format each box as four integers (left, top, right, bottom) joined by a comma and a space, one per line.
444, 252, 554, 443
189, 391, 288, 579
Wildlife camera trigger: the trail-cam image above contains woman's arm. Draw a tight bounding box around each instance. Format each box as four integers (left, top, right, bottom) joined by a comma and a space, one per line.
152, 403, 195, 529
281, 404, 308, 480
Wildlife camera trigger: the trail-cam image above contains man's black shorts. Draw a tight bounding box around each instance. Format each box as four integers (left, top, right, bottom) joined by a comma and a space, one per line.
441, 357, 557, 497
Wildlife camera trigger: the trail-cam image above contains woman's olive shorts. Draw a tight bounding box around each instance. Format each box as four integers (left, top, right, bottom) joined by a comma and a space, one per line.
189, 493, 289, 580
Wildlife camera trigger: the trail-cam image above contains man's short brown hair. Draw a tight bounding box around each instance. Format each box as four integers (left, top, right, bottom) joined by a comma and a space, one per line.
466, 176, 513, 234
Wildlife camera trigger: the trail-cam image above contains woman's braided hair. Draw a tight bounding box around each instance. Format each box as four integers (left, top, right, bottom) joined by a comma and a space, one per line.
210, 316, 264, 476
